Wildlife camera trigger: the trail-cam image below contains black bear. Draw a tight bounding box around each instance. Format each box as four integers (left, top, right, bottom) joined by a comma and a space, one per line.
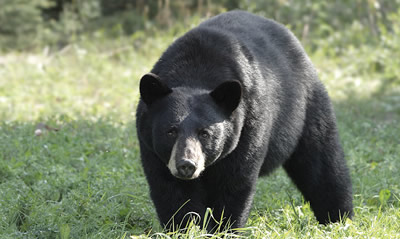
136, 10, 353, 232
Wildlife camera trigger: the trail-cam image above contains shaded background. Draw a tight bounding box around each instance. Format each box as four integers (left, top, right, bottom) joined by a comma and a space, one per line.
1, 0, 400, 53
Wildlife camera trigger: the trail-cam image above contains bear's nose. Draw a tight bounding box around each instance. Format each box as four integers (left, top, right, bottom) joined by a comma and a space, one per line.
176, 159, 196, 179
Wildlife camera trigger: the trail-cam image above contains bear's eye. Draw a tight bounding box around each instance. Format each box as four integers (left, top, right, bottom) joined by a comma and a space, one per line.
167, 127, 178, 138
199, 129, 210, 139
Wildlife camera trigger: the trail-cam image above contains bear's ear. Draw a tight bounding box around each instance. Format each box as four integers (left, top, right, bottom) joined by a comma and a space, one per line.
210, 81, 242, 113
140, 73, 172, 106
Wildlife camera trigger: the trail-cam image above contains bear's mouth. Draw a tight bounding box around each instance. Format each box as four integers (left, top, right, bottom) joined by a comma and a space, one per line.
173, 172, 202, 180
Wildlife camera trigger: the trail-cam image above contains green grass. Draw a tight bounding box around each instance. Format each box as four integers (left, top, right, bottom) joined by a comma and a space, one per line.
1, 22, 400, 238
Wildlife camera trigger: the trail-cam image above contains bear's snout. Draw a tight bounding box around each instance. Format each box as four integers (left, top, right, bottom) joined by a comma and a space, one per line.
176, 159, 197, 179
168, 137, 206, 180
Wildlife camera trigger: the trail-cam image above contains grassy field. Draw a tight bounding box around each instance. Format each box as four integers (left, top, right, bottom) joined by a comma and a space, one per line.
1, 19, 400, 238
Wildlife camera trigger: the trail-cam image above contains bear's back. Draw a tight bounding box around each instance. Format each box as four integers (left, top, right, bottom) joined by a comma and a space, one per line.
199, 11, 314, 73
152, 11, 316, 92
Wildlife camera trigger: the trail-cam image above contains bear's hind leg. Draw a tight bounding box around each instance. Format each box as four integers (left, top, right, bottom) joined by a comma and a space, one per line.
283, 89, 353, 223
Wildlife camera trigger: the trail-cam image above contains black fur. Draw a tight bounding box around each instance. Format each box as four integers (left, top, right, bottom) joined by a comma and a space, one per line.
136, 11, 353, 232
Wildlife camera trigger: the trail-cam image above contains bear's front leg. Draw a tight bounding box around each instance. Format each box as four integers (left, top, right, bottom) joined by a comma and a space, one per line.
211, 187, 256, 231
203, 162, 259, 232
140, 145, 208, 231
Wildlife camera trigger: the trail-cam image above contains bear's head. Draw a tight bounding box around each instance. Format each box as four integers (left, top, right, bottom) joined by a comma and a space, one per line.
139, 73, 242, 180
